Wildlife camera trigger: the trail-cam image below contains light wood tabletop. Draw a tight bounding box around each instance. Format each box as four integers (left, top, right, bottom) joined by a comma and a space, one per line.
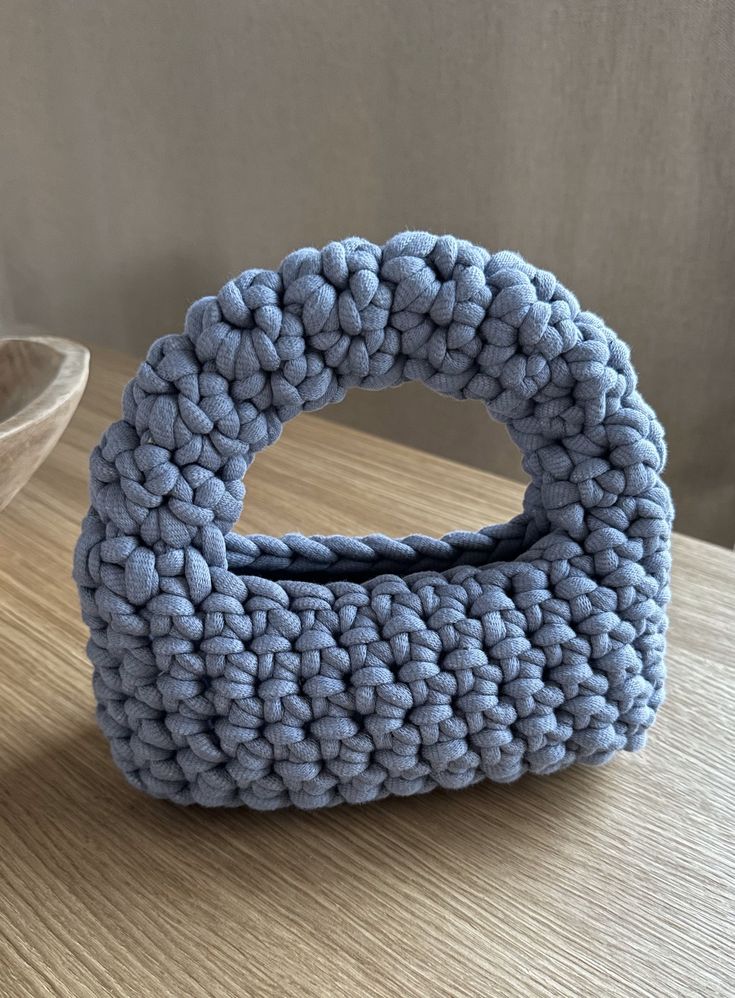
1, 348, 733, 998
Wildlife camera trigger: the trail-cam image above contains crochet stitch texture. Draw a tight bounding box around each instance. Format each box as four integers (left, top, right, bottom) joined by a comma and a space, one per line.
74, 231, 673, 809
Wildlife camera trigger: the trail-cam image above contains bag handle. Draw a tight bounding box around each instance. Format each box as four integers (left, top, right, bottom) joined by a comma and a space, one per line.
84, 232, 669, 581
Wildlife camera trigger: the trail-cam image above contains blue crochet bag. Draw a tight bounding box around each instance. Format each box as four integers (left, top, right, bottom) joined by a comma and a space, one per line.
74, 232, 673, 809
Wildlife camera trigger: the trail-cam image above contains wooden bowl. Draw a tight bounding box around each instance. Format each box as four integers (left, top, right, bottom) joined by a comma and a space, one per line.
0, 335, 89, 512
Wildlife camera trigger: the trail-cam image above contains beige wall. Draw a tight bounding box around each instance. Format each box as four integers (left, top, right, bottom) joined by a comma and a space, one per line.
2, 0, 733, 545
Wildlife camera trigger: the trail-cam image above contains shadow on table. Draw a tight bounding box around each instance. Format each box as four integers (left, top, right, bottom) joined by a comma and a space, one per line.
1, 719, 614, 886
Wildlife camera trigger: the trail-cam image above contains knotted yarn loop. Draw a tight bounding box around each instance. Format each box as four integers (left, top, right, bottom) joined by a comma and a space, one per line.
74, 231, 673, 809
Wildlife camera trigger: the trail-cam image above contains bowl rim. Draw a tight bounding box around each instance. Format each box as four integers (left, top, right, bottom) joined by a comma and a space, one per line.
0, 334, 90, 439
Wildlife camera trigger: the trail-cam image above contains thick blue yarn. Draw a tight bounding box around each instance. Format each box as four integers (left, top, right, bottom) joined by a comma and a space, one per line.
74, 231, 673, 809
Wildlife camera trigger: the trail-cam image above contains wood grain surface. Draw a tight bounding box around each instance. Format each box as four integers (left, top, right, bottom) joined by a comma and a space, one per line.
0, 349, 733, 998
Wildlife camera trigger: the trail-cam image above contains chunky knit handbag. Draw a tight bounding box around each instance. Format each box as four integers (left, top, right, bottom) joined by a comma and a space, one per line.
74, 231, 673, 809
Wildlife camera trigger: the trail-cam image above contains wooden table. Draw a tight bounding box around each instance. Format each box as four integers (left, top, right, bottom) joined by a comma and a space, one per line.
1, 349, 733, 998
